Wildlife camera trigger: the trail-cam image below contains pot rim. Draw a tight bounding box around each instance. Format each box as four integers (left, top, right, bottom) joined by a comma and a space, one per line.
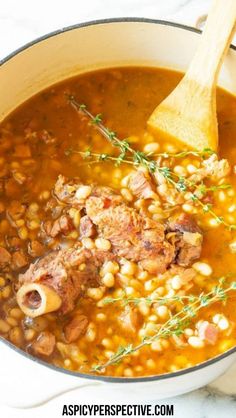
0, 17, 236, 383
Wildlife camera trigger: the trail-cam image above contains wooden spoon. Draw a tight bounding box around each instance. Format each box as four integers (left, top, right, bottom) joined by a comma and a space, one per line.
148, 0, 236, 151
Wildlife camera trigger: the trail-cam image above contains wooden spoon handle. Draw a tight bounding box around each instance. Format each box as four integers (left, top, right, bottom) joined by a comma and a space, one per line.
187, 0, 236, 88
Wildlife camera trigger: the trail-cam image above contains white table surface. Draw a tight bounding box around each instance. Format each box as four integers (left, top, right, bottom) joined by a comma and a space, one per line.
0, 0, 236, 417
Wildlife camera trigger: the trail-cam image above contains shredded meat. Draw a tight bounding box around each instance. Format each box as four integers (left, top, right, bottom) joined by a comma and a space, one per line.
18, 244, 115, 314
49, 214, 74, 238
80, 215, 96, 238
128, 170, 155, 199
32, 331, 56, 356
53, 176, 202, 274
86, 194, 174, 274
64, 314, 89, 343
189, 155, 231, 183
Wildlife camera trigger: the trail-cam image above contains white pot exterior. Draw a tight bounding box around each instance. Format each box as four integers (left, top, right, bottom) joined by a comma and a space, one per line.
0, 19, 236, 407
1, 340, 236, 408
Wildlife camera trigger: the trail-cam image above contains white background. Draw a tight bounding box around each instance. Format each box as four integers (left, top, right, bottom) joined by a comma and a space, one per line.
0, 0, 213, 60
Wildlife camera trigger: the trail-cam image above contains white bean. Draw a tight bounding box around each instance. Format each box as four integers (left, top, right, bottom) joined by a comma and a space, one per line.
102, 272, 115, 288
143, 142, 160, 154
193, 262, 212, 276
95, 238, 111, 251
171, 275, 182, 290
188, 336, 204, 348
156, 305, 169, 319
75, 185, 91, 200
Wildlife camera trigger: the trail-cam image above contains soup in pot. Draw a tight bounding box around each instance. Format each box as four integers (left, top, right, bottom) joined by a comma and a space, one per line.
0, 67, 236, 377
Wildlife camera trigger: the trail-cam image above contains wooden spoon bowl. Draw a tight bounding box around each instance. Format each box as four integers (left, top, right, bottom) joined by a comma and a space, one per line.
148, 0, 236, 151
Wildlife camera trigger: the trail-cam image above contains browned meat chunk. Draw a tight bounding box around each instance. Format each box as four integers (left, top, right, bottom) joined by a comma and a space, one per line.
53, 176, 176, 274
64, 314, 89, 343
50, 214, 74, 238
128, 170, 155, 199
80, 216, 96, 238
0, 246, 11, 266
168, 213, 201, 234
86, 193, 174, 274
176, 233, 202, 266
53, 175, 83, 206
19, 244, 114, 314
28, 240, 45, 258
32, 331, 56, 356
168, 214, 203, 266
52, 176, 201, 276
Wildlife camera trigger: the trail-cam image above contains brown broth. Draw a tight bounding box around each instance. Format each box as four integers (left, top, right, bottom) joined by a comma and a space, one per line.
0, 67, 236, 377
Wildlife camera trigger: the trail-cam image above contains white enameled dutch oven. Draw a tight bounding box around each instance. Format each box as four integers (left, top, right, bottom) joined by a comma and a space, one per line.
0, 18, 236, 409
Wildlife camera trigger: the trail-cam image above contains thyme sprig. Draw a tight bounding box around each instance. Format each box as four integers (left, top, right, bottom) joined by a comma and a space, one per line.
66, 149, 135, 167
68, 98, 236, 230
93, 280, 236, 372
103, 294, 198, 306
70, 97, 132, 163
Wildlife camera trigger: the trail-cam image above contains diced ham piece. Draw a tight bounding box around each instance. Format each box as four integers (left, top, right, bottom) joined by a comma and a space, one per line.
32, 331, 56, 356
128, 170, 155, 199
198, 321, 218, 345
64, 314, 89, 343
